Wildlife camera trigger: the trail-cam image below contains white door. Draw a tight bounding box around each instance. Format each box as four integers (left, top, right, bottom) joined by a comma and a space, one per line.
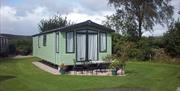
77, 34, 86, 61
77, 33, 98, 61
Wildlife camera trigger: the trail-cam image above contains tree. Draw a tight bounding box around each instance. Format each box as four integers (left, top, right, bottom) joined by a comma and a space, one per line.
107, 0, 174, 38
38, 15, 71, 32
164, 20, 180, 57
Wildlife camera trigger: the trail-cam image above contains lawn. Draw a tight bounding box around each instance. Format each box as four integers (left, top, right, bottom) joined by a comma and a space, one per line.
0, 57, 180, 91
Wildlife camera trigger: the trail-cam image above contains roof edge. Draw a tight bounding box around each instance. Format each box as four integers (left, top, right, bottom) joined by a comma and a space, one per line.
32, 20, 115, 37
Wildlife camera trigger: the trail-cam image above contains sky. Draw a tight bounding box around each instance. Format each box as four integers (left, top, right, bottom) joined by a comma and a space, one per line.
0, 0, 179, 36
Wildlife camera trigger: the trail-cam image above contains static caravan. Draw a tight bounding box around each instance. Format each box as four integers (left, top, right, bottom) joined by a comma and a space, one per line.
0, 35, 8, 57
33, 20, 114, 66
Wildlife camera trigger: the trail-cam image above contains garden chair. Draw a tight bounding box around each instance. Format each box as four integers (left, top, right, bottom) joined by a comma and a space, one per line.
88, 60, 98, 75
73, 59, 83, 74
81, 59, 91, 74
98, 63, 108, 73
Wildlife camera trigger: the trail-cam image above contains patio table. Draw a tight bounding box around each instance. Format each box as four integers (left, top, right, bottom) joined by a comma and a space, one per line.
91, 60, 111, 73
91, 60, 105, 64
91, 60, 111, 64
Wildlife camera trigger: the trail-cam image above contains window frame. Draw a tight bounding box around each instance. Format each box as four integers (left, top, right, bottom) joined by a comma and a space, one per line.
55, 32, 59, 53
43, 35, 47, 46
99, 32, 107, 52
66, 31, 75, 53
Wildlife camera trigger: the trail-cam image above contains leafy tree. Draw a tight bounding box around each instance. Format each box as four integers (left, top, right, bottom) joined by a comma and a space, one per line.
38, 15, 71, 32
112, 33, 155, 61
107, 0, 174, 38
164, 20, 180, 57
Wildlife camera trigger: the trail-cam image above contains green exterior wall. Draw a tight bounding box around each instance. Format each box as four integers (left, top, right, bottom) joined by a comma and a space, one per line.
33, 33, 56, 64
99, 33, 112, 61
33, 31, 112, 66
58, 32, 75, 65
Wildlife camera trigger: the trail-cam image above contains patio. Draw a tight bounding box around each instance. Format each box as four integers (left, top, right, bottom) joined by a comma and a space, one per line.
33, 60, 125, 76
68, 70, 125, 76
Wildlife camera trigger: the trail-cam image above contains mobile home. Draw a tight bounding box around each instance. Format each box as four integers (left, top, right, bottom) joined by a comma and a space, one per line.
0, 35, 8, 57
33, 20, 114, 65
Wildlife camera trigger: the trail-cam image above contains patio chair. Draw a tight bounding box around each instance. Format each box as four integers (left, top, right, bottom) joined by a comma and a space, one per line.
97, 63, 109, 73
73, 59, 84, 74
88, 60, 98, 75
81, 60, 91, 74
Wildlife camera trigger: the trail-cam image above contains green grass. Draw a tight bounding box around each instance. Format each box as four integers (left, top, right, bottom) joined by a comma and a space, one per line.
0, 57, 180, 91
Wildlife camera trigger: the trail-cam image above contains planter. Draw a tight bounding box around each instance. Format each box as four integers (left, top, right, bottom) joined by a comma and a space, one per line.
111, 69, 117, 76
60, 69, 65, 75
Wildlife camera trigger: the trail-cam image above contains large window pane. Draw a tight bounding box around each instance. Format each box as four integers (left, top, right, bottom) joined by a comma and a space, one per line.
100, 33, 107, 52
88, 34, 97, 60
66, 32, 74, 53
43, 35, 47, 46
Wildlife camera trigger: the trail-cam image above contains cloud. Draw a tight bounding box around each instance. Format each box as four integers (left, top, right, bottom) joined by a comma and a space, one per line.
171, 0, 180, 20
0, 0, 179, 36
0, 6, 51, 35
0, 4, 113, 35
65, 9, 113, 24
0, 0, 113, 35
142, 24, 168, 36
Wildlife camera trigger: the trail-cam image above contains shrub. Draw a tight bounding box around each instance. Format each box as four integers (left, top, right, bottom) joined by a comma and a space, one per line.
163, 20, 180, 57
109, 58, 126, 70
152, 48, 172, 63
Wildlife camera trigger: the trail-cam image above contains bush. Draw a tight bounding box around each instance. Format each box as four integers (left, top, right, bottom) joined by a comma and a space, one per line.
112, 28, 179, 62
151, 48, 179, 64
109, 58, 126, 70
8, 40, 32, 55
163, 20, 180, 57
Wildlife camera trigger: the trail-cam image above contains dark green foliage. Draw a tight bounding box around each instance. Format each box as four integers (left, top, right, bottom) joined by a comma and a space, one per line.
149, 36, 165, 48
15, 40, 32, 55
8, 44, 16, 54
1, 34, 32, 55
163, 20, 180, 57
8, 39, 32, 55
112, 33, 156, 61
107, 0, 174, 38
111, 31, 180, 63
38, 15, 71, 32
111, 33, 123, 55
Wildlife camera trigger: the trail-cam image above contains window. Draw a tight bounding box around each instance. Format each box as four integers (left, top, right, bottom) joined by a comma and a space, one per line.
38, 36, 40, 48
43, 35, 47, 46
55, 32, 59, 53
99, 32, 107, 52
66, 32, 74, 53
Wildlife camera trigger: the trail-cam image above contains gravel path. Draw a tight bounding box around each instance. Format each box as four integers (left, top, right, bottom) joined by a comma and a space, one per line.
12, 55, 33, 59
92, 88, 149, 91
177, 87, 180, 91
32, 61, 60, 75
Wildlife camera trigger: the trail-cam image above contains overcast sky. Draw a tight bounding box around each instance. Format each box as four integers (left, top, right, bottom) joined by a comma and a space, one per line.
0, 0, 179, 36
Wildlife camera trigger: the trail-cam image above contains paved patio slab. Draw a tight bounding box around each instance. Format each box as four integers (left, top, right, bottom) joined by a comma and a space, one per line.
32, 61, 60, 75
177, 87, 180, 91
92, 88, 149, 91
